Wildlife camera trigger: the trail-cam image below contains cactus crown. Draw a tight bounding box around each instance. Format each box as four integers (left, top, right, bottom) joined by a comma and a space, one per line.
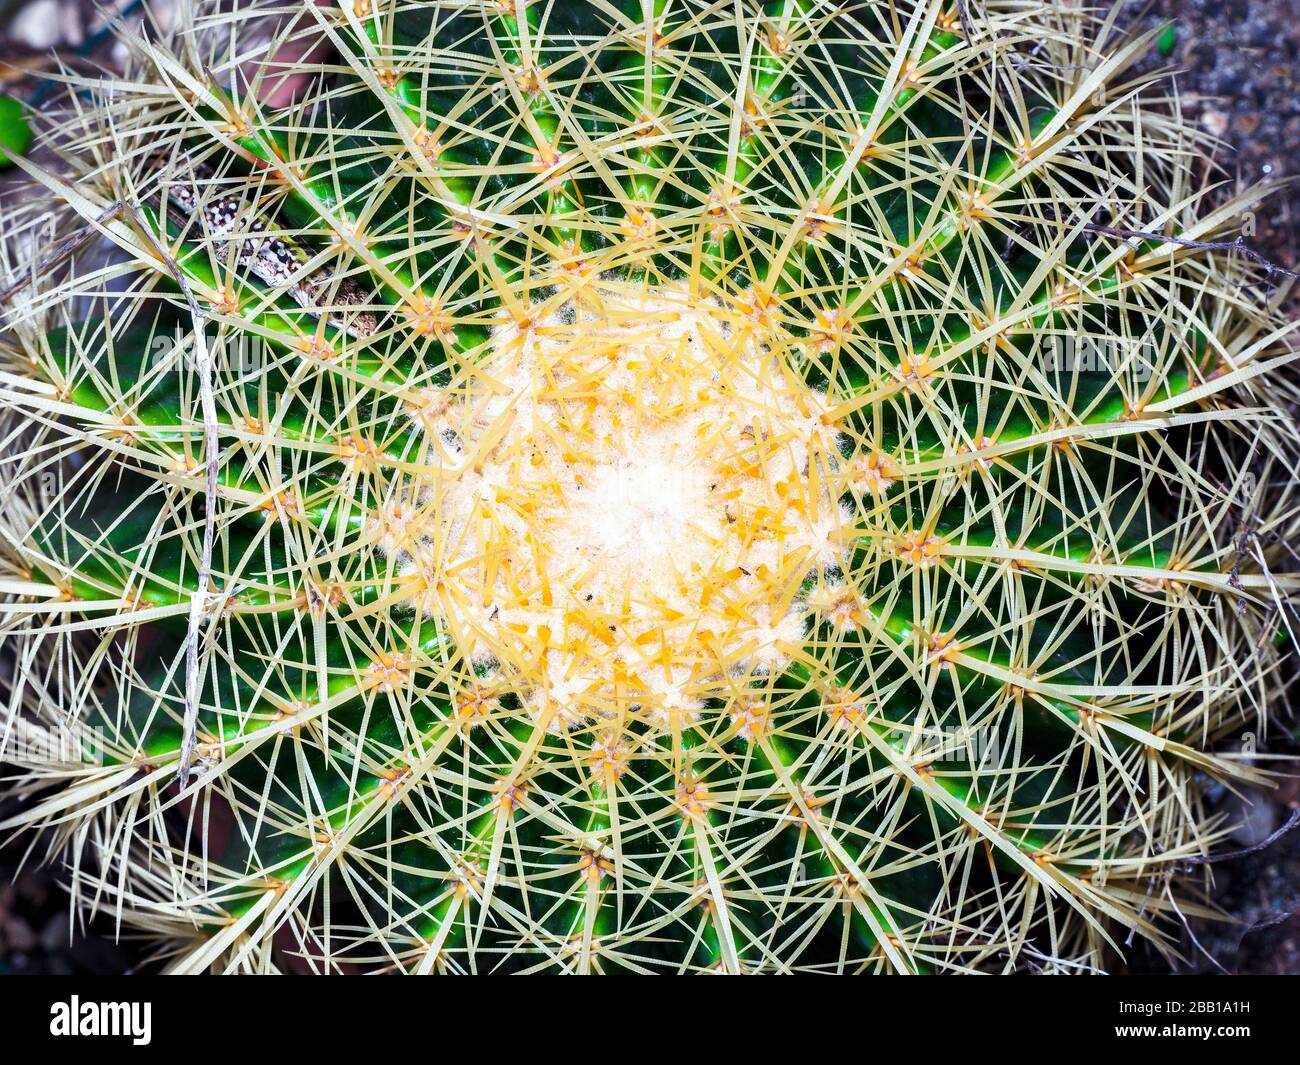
0, 0, 1297, 973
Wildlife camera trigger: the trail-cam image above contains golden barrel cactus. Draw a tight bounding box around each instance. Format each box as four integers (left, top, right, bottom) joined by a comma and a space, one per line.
0, 0, 1296, 973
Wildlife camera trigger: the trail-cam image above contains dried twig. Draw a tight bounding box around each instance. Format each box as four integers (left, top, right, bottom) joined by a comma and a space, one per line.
954, 0, 976, 45
0, 201, 125, 305
1182, 806, 1300, 866
122, 201, 218, 788
1085, 222, 1300, 282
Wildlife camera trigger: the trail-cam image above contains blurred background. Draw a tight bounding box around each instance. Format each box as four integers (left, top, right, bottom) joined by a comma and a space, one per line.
0, 0, 1297, 975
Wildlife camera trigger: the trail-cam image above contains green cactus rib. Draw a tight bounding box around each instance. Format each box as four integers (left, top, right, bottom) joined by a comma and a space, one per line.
122, 5, 1063, 338
24, 247, 1233, 525
17, 450, 1240, 772
0, 0, 1295, 974
54, 672, 1047, 975
217, 705, 1135, 975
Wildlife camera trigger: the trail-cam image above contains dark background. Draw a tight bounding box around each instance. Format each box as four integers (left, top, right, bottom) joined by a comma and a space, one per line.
0, 0, 1297, 975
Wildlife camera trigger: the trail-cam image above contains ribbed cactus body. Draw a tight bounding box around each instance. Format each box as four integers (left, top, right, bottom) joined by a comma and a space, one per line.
0, 0, 1296, 973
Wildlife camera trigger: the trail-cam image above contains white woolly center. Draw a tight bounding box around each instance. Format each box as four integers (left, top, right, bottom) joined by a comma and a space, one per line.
382, 281, 850, 731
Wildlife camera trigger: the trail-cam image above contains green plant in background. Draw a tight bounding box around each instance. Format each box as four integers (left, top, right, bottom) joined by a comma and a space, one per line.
0, 94, 32, 167
0, 0, 1297, 974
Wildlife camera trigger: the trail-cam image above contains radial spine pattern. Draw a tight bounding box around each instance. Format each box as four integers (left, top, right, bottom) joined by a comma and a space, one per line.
0, 0, 1298, 974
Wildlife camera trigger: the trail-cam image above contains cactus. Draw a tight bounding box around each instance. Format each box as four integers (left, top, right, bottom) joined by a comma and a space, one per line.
0, 0, 1297, 974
